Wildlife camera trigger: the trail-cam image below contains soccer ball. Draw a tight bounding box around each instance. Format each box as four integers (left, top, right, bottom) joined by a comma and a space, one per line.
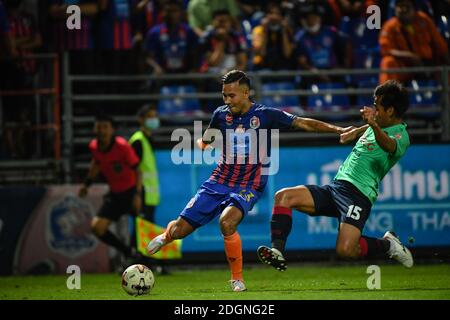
121, 264, 155, 296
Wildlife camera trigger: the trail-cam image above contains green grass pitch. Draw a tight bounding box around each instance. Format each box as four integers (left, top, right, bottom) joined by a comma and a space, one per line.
1, 263, 450, 300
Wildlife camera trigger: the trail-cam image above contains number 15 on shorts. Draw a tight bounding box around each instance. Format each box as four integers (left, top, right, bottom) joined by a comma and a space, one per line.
346, 205, 362, 220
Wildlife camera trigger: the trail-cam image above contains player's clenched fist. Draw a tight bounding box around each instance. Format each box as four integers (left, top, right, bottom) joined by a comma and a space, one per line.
196, 138, 213, 150
360, 106, 377, 126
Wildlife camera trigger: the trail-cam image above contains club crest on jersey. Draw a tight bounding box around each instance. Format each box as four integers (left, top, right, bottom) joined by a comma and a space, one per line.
226, 113, 233, 125
359, 136, 374, 151
250, 116, 260, 129
186, 196, 196, 209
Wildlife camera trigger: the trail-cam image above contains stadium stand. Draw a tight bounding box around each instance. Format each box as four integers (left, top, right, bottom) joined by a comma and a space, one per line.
261, 81, 300, 110
158, 85, 202, 116
0, 0, 448, 184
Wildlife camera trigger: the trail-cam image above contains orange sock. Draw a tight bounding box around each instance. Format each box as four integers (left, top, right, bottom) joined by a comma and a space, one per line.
223, 231, 243, 281
163, 220, 177, 243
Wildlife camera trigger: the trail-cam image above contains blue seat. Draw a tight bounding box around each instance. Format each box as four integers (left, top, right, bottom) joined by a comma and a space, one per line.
351, 48, 381, 84
307, 83, 350, 119
408, 80, 440, 118
158, 85, 201, 115
340, 16, 379, 51
352, 48, 381, 69
340, 15, 381, 85
261, 82, 300, 109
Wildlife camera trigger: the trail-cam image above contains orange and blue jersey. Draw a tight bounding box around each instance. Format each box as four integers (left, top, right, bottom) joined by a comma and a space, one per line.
98, 0, 133, 50
50, 0, 95, 50
144, 22, 198, 73
179, 103, 296, 228
207, 103, 296, 193
131, 0, 162, 38
294, 25, 347, 69
9, 11, 38, 73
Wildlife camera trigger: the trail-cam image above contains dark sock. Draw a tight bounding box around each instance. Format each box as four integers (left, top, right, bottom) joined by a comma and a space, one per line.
359, 236, 390, 258
98, 230, 132, 257
270, 206, 293, 254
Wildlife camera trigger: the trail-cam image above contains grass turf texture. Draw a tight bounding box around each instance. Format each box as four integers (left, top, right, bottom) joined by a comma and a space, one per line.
1, 264, 449, 300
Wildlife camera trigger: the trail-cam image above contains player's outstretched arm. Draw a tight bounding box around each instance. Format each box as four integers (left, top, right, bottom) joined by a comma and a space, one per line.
361, 106, 397, 153
196, 128, 216, 150
339, 124, 369, 144
292, 117, 353, 134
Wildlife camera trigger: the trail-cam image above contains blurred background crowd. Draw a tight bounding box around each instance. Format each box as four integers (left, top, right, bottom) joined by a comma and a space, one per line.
1, 0, 448, 79
0, 0, 449, 165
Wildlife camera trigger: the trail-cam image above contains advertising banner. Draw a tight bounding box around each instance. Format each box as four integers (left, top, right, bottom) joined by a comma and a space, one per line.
0, 185, 110, 275
154, 145, 450, 252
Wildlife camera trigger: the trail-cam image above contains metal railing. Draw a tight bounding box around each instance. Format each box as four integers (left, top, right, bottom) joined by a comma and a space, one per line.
0, 54, 61, 183
60, 53, 449, 182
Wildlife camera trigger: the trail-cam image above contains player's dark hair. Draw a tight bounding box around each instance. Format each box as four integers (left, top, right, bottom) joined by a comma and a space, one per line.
221, 70, 251, 88
212, 9, 231, 19
137, 104, 157, 118
395, 0, 416, 8
95, 113, 115, 127
374, 80, 409, 118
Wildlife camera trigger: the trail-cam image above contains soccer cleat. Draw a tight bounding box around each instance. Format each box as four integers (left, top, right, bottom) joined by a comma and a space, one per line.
257, 246, 287, 271
383, 231, 414, 268
146, 234, 166, 255
229, 279, 247, 292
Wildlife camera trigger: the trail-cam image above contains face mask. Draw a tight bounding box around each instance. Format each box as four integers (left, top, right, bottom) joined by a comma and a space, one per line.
144, 118, 160, 130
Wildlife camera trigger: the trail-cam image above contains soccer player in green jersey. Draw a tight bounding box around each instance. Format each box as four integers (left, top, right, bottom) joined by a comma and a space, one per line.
257, 80, 414, 271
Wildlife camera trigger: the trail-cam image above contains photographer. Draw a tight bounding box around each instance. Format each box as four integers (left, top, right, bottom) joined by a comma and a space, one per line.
251, 2, 293, 71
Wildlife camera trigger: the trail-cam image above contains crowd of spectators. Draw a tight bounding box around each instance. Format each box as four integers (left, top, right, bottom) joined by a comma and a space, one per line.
1, 0, 448, 80
0, 0, 449, 159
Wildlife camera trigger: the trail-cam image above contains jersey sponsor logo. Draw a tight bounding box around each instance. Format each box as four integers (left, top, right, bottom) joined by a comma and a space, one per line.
250, 116, 260, 129
360, 136, 375, 151
394, 134, 402, 140
225, 113, 233, 125
171, 120, 280, 175
186, 196, 196, 209
238, 189, 255, 202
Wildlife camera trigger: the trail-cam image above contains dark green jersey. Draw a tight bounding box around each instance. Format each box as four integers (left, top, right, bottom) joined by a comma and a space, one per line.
334, 123, 410, 203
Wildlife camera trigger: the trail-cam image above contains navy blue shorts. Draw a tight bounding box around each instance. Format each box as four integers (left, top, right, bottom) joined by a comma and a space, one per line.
180, 180, 261, 229
305, 180, 372, 231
